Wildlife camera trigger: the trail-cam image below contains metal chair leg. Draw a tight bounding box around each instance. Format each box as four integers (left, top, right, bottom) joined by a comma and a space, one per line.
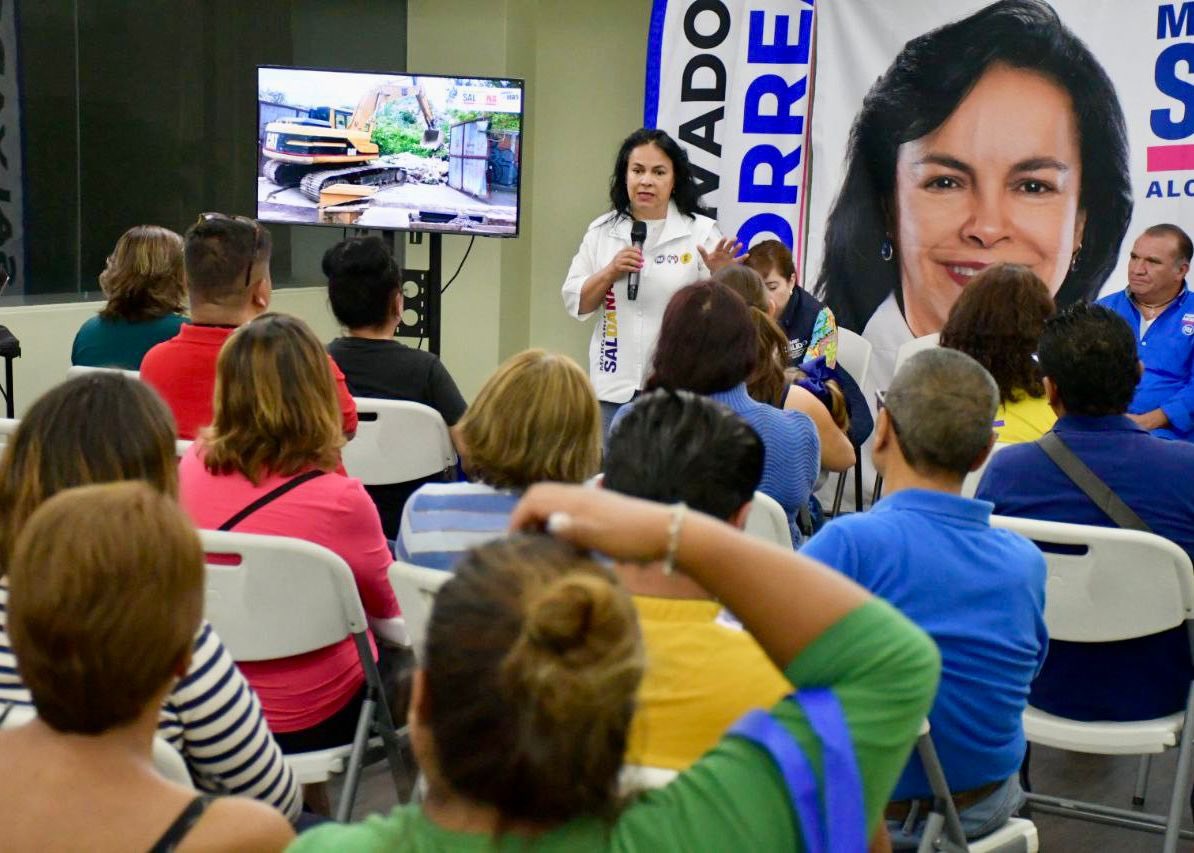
336, 697, 376, 822
1133, 754, 1152, 807
831, 469, 847, 517
1162, 686, 1194, 853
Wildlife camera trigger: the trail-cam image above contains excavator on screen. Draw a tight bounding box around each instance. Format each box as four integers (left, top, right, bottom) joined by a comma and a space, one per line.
261, 82, 443, 201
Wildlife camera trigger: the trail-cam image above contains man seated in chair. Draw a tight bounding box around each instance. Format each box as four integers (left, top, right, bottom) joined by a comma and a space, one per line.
141, 213, 357, 441
978, 303, 1194, 724
602, 389, 790, 771
802, 349, 1047, 848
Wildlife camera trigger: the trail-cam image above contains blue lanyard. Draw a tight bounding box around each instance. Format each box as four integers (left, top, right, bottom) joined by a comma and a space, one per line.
727, 688, 865, 853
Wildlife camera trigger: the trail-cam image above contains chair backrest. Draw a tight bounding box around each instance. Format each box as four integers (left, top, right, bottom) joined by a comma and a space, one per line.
1, 702, 193, 789
175, 439, 193, 459
388, 560, 451, 660
744, 491, 794, 549
892, 332, 940, 376
990, 515, 1194, 643
65, 365, 141, 381
342, 398, 457, 486
960, 441, 1009, 499
199, 530, 367, 661
835, 328, 873, 391
0, 417, 17, 449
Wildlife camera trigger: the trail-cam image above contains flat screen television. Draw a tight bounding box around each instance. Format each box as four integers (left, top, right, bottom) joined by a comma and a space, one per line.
257, 66, 523, 237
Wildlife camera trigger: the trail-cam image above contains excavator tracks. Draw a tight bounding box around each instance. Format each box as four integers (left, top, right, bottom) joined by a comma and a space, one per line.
298, 164, 408, 202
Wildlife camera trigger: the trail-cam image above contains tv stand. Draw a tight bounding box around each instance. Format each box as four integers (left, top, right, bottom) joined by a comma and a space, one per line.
353, 229, 442, 356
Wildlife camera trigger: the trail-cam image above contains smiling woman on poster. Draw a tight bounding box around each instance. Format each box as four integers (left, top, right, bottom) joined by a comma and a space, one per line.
562, 128, 744, 431
815, 0, 1133, 392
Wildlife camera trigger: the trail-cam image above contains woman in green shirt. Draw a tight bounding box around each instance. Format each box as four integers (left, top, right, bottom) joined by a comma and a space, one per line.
71, 225, 188, 370
292, 485, 940, 852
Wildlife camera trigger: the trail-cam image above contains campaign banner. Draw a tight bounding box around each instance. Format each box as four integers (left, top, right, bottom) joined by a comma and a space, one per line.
806, 0, 1185, 347
0, 0, 22, 292
644, 0, 816, 267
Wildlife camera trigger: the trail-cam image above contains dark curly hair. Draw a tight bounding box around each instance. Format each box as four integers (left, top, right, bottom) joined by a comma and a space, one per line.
939, 264, 1054, 405
609, 128, 709, 220
1037, 303, 1139, 416
323, 236, 402, 330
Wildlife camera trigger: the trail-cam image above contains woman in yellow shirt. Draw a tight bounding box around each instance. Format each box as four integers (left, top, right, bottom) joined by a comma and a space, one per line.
941, 264, 1057, 443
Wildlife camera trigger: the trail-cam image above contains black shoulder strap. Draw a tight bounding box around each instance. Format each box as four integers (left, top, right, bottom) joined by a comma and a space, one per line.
147, 795, 213, 853
217, 469, 327, 532
1037, 432, 1152, 533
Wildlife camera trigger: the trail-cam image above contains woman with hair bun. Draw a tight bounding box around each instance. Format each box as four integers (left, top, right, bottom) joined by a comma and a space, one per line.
291, 484, 939, 852
562, 128, 743, 434
71, 225, 188, 369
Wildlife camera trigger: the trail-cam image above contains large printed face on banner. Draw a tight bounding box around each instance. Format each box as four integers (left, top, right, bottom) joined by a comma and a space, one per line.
805, 0, 1136, 381
893, 65, 1086, 337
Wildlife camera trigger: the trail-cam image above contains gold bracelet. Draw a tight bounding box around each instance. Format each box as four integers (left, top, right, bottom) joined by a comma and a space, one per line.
662, 503, 688, 576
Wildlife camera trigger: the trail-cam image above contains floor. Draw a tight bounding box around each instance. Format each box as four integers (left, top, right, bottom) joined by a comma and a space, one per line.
331, 741, 1194, 850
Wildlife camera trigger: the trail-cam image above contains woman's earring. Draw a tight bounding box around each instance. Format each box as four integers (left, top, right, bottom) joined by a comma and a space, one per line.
1070, 244, 1082, 272
880, 237, 894, 262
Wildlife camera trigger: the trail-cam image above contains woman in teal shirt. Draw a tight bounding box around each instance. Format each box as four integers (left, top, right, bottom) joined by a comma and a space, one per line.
71, 225, 187, 370
291, 485, 940, 852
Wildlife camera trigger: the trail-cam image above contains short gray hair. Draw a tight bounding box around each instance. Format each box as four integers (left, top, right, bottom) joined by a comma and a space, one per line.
884, 349, 998, 478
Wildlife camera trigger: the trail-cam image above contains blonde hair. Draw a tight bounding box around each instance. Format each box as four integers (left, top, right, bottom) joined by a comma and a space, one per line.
8, 482, 203, 734
202, 313, 343, 483
98, 225, 187, 322
458, 350, 601, 489
425, 534, 644, 823
0, 373, 178, 577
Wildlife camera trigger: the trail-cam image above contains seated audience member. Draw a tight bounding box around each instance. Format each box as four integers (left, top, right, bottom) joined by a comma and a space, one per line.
0, 372, 300, 822
978, 303, 1194, 721
939, 264, 1057, 443
802, 349, 1047, 847
605, 389, 790, 769
744, 238, 837, 365
396, 349, 601, 570
178, 314, 404, 761
141, 213, 357, 440
290, 486, 939, 851
624, 280, 820, 542
324, 236, 467, 538
714, 264, 855, 472
1097, 223, 1194, 441
0, 483, 294, 852
72, 225, 188, 369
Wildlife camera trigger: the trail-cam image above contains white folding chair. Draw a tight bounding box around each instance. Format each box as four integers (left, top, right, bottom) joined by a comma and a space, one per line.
0, 701, 193, 789
388, 560, 451, 661
990, 515, 1194, 851
830, 328, 873, 516
960, 442, 1009, 499
894, 333, 941, 377
743, 491, 794, 549
199, 529, 409, 821
912, 721, 1038, 853
175, 439, 193, 459
0, 417, 17, 450
342, 398, 457, 485
65, 365, 141, 381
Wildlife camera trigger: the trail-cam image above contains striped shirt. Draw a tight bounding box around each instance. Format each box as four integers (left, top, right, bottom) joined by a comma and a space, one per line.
395, 482, 521, 570
0, 581, 300, 821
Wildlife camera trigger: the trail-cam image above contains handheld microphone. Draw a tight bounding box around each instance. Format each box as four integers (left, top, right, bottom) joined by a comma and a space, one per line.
627, 220, 647, 301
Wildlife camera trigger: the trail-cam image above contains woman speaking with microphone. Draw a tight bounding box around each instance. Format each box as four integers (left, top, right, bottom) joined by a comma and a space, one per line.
562, 128, 743, 432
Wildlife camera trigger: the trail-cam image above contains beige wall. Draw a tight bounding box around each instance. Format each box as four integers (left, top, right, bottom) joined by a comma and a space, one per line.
408, 0, 651, 398
0, 0, 652, 413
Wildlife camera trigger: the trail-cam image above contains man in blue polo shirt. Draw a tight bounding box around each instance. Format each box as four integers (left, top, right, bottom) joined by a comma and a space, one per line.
978, 303, 1194, 722
802, 348, 1046, 848
1098, 223, 1194, 441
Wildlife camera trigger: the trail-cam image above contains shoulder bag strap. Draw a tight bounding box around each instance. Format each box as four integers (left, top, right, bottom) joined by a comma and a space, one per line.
217, 469, 327, 532
1037, 432, 1152, 533
727, 687, 865, 853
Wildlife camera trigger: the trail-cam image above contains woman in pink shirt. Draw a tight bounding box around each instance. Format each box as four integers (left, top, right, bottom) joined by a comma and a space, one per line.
179, 313, 402, 760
